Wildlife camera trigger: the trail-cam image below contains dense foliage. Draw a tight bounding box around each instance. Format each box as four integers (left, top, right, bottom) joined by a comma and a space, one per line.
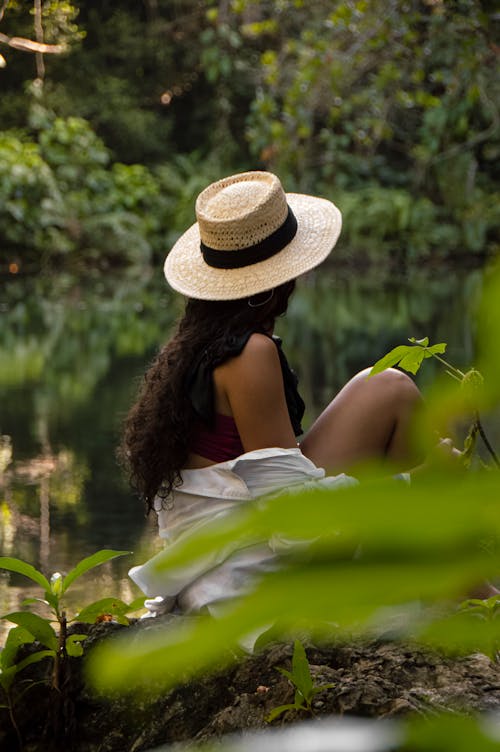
0, 0, 498, 267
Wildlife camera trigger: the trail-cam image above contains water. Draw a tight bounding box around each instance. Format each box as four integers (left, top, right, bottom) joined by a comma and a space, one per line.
0, 261, 492, 640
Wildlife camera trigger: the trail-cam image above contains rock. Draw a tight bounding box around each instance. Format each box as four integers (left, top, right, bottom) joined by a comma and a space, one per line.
2, 617, 500, 751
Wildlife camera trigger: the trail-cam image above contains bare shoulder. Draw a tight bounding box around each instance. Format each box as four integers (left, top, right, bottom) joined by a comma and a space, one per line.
245, 332, 276, 350
214, 333, 283, 410
218, 332, 279, 378
238, 332, 277, 360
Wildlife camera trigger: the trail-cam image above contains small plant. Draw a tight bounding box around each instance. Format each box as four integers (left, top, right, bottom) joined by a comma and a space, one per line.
0, 549, 143, 689
369, 337, 499, 469
457, 595, 500, 662
266, 639, 335, 722
0, 626, 55, 750
460, 594, 500, 620
0, 549, 142, 747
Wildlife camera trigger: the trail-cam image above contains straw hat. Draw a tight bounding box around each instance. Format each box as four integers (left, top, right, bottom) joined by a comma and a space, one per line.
164, 171, 342, 301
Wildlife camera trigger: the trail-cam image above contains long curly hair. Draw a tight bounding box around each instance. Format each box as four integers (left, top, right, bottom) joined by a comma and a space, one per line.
120, 280, 296, 513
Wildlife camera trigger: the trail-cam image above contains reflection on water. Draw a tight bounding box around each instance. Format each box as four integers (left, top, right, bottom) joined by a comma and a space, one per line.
282, 263, 483, 421
0, 270, 173, 640
0, 262, 492, 641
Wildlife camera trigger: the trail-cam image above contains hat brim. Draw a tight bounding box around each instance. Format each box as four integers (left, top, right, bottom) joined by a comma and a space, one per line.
164, 193, 342, 301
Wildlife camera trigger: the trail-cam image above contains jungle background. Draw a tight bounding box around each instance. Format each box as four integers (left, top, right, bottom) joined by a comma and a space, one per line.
1, 0, 499, 269
1, 0, 499, 620
0, 2, 500, 749
1, 0, 499, 627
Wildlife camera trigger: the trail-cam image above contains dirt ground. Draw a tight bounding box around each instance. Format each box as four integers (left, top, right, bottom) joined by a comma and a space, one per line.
2, 616, 500, 752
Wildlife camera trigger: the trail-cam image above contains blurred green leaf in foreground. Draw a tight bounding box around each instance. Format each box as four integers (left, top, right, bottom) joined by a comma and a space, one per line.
88, 262, 500, 696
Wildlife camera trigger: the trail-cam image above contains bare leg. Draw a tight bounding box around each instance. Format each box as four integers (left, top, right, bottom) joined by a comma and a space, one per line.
300, 368, 423, 474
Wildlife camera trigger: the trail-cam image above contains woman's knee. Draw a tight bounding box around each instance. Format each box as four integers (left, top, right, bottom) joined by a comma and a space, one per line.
302, 366, 421, 471
349, 366, 419, 398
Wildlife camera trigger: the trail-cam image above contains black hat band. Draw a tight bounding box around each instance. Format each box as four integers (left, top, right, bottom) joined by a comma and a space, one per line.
200, 206, 298, 270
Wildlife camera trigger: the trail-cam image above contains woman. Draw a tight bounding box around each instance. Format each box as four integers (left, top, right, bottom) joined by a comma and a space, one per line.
124, 171, 422, 616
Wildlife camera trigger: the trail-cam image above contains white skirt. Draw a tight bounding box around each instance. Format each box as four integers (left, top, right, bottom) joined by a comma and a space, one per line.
129, 447, 356, 616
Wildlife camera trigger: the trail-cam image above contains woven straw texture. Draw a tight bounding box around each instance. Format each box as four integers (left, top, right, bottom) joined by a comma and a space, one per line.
164, 172, 342, 301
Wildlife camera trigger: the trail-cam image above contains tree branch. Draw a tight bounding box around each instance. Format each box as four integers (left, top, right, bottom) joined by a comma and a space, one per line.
0, 31, 67, 54
0, 0, 8, 23
33, 0, 44, 79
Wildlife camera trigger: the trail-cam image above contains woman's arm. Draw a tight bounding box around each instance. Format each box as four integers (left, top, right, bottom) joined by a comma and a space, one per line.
215, 333, 298, 453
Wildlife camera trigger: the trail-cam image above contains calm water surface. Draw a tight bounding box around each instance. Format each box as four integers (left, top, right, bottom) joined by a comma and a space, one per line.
0, 261, 491, 640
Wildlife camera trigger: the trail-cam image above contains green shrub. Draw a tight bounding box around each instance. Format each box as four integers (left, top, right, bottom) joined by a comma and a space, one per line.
0, 115, 165, 266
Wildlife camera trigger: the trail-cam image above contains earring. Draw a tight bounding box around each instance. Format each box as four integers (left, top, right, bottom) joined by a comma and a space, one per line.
248, 289, 274, 308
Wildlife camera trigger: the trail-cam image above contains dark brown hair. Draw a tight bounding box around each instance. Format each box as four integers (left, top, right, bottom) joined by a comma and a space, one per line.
120, 280, 295, 512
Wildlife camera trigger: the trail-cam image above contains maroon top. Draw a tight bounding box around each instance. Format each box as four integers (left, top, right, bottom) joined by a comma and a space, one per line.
190, 412, 244, 463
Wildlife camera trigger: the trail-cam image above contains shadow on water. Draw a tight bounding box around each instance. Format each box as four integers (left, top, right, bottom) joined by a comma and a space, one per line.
0, 260, 490, 638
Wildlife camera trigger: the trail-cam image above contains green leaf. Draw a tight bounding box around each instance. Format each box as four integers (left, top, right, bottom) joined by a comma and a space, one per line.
419, 610, 500, 659
1, 651, 53, 692
276, 667, 294, 683
50, 572, 64, 597
459, 598, 489, 609
62, 549, 130, 593
406, 710, 500, 751
484, 595, 500, 610
126, 596, 147, 614
2, 612, 58, 651
397, 348, 426, 374
427, 342, 447, 355
14, 649, 55, 674
461, 368, 485, 407
145, 474, 499, 575
408, 337, 429, 346
75, 597, 130, 623
311, 683, 335, 695
87, 473, 500, 693
90, 554, 493, 694
1, 626, 35, 669
21, 597, 50, 608
43, 590, 59, 610
266, 702, 302, 722
294, 686, 304, 706
368, 345, 413, 377
65, 634, 87, 657
290, 639, 313, 702
0, 637, 52, 691
0, 665, 17, 691
462, 425, 478, 468
0, 557, 51, 591
370, 339, 447, 378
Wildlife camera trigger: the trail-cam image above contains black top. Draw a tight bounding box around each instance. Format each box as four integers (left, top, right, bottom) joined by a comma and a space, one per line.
186, 331, 305, 437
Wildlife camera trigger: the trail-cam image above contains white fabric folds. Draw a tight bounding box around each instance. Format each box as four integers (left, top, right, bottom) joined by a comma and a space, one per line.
129, 447, 356, 616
